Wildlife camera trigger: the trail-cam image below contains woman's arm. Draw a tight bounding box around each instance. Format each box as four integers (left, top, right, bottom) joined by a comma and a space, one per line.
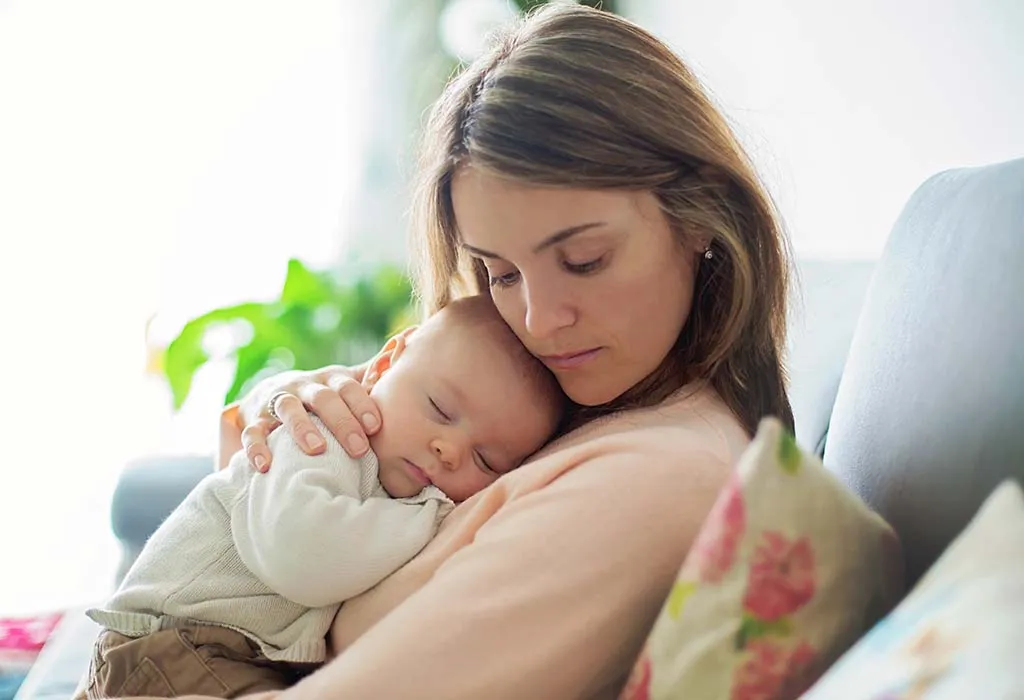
280, 444, 731, 700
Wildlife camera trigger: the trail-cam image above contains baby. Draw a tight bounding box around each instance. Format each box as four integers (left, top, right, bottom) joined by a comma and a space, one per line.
80, 295, 563, 698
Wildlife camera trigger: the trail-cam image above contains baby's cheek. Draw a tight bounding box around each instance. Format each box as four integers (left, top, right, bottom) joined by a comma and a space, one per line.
446, 476, 482, 503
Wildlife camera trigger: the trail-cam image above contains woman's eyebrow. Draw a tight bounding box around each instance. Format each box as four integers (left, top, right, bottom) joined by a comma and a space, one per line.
460, 221, 607, 259
461, 242, 500, 259
533, 221, 606, 253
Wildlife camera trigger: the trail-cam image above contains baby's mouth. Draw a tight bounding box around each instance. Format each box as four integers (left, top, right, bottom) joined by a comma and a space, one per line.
402, 458, 433, 487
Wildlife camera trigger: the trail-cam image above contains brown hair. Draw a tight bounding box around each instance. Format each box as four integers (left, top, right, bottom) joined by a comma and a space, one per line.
420, 294, 566, 427
409, 4, 793, 437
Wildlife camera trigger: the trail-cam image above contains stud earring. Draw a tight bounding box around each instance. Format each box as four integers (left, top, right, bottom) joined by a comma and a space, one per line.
703, 246, 714, 261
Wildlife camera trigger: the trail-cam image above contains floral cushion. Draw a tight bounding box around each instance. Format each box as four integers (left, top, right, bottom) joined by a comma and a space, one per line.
802, 479, 1024, 699
621, 418, 903, 700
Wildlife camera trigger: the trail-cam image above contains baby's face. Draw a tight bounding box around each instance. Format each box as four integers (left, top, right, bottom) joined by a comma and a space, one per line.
367, 320, 559, 502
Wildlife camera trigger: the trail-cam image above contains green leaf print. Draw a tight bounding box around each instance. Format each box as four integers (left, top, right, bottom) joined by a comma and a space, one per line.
667, 581, 698, 620
778, 430, 802, 474
735, 613, 793, 650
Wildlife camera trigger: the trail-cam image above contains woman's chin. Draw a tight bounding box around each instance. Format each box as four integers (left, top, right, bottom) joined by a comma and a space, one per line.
561, 377, 631, 408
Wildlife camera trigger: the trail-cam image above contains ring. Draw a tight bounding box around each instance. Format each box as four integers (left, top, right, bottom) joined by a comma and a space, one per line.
266, 391, 292, 423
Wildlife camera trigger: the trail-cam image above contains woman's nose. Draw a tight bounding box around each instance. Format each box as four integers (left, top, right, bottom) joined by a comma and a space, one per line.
522, 277, 575, 340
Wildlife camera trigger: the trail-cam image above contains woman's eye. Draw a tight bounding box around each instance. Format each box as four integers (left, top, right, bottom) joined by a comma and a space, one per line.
563, 257, 605, 275
488, 270, 521, 288
429, 397, 450, 422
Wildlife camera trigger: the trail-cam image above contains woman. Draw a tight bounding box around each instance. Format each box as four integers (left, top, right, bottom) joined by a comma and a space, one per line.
198, 5, 791, 699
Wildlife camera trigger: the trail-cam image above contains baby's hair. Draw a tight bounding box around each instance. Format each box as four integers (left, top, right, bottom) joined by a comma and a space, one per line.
430, 295, 566, 424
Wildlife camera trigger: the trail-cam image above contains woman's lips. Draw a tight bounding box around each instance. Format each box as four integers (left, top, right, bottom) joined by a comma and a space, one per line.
540, 347, 603, 370
402, 459, 432, 486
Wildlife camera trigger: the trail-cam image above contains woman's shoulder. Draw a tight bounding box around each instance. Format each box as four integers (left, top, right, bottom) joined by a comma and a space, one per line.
509, 382, 750, 494
544, 382, 747, 461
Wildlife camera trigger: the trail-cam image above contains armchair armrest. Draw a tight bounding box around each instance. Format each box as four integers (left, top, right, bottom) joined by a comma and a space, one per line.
110, 454, 212, 580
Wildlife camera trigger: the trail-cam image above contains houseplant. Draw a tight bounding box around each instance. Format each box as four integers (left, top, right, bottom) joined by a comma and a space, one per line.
159, 259, 415, 410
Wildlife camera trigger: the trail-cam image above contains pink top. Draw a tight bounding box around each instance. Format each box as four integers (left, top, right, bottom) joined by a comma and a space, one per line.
132, 382, 749, 700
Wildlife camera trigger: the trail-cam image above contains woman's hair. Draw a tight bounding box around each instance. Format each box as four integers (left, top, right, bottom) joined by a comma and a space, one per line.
409, 3, 794, 437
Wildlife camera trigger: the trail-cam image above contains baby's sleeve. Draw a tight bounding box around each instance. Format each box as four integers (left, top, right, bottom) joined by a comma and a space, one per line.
230, 425, 446, 608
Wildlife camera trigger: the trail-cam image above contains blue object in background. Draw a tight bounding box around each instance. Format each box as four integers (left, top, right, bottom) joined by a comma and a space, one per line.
0, 672, 28, 700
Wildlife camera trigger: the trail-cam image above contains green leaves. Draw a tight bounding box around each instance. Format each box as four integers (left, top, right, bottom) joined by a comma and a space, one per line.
778, 430, 803, 474
735, 613, 793, 650
160, 259, 414, 410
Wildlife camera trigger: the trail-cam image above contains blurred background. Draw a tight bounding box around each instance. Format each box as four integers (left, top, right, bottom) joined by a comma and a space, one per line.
0, 0, 1022, 629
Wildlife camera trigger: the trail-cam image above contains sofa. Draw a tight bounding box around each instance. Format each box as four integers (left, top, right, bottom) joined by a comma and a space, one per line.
15, 156, 1024, 698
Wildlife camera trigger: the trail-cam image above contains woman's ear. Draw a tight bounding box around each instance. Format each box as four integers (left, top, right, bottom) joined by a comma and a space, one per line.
362, 326, 418, 390
689, 165, 730, 254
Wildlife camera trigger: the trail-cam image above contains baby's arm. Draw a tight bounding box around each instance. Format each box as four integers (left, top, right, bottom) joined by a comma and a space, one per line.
230, 419, 444, 608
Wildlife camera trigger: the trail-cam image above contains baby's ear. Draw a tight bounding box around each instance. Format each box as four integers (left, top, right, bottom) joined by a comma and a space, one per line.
362, 326, 418, 389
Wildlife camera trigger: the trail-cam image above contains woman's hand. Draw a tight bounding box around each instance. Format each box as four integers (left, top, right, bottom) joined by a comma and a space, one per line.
235, 364, 380, 472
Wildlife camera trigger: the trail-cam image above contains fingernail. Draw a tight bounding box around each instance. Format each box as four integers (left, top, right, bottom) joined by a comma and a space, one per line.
304, 432, 325, 451
347, 434, 368, 455
254, 455, 268, 473
362, 413, 379, 431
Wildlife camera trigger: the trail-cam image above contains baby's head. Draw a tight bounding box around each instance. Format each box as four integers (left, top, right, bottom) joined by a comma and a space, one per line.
362, 295, 564, 501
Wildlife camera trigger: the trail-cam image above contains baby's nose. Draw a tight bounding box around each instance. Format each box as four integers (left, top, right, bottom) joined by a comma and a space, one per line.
431, 438, 465, 471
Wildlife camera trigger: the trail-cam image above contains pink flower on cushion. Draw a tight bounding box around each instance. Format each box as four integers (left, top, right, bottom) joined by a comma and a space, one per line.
619, 654, 651, 700
731, 640, 818, 700
777, 642, 819, 698
743, 532, 816, 621
686, 472, 746, 583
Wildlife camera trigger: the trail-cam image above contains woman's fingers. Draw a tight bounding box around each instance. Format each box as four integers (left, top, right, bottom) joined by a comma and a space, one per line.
299, 381, 371, 458
241, 419, 275, 473
329, 373, 382, 435
237, 365, 377, 471
273, 390, 328, 457
241, 392, 327, 472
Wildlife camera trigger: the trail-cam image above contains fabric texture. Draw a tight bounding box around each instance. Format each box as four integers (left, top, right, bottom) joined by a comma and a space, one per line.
619, 417, 903, 700
88, 417, 451, 664
77, 626, 311, 699
803, 479, 1024, 699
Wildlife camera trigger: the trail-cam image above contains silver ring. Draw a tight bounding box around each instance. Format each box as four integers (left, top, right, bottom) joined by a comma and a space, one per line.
266, 391, 292, 422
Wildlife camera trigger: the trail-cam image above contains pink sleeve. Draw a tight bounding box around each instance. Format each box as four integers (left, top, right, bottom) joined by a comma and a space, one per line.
279, 444, 731, 700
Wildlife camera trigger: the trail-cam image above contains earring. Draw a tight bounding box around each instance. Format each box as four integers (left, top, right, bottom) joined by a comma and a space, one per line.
703, 246, 714, 261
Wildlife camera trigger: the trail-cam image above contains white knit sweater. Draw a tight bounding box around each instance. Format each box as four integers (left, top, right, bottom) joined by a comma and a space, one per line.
87, 417, 453, 663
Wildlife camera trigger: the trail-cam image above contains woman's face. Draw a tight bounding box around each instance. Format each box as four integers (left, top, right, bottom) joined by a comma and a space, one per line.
451, 166, 703, 406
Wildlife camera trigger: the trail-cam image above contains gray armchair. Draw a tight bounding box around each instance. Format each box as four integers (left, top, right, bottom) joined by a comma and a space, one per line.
110, 454, 213, 582
823, 157, 1024, 584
